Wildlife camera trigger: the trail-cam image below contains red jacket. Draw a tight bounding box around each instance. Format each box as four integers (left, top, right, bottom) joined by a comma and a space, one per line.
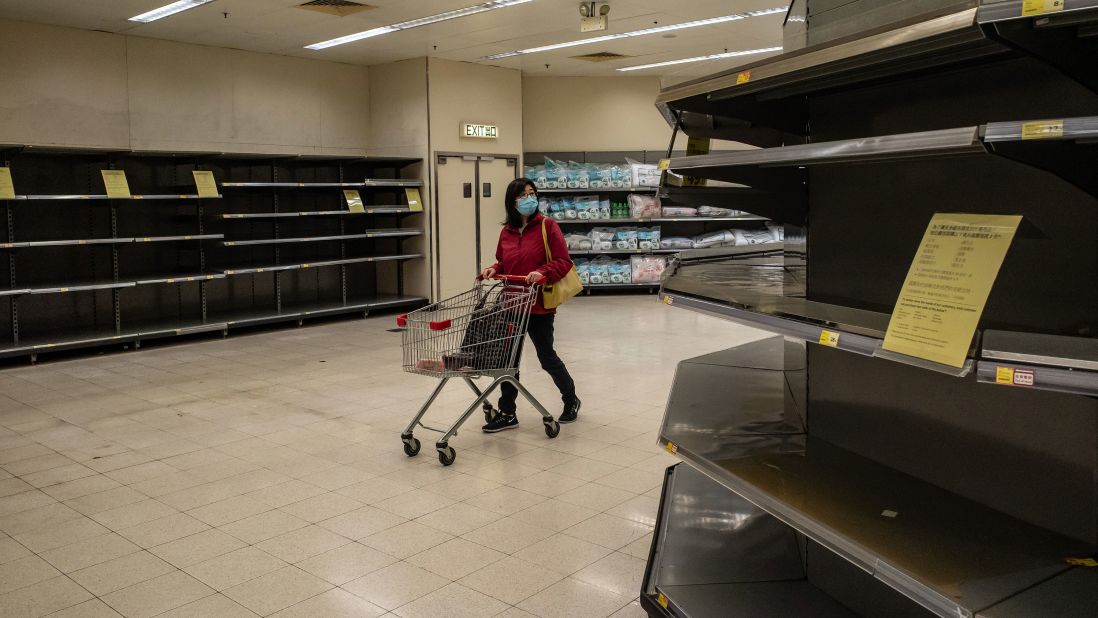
490, 212, 573, 314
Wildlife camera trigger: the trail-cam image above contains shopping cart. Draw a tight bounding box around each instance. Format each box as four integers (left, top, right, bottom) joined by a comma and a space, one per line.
397, 275, 560, 466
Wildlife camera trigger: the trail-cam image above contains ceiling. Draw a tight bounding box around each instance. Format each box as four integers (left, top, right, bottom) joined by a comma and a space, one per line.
0, 0, 787, 80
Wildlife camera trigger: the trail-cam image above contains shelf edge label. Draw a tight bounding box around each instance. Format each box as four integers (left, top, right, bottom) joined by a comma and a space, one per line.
995, 366, 1035, 388
1021, 119, 1064, 140
657, 592, 669, 609
405, 188, 423, 212
0, 168, 15, 199
344, 190, 365, 213
1022, 0, 1065, 16
736, 70, 752, 85
819, 330, 841, 347
101, 170, 132, 199
192, 171, 219, 198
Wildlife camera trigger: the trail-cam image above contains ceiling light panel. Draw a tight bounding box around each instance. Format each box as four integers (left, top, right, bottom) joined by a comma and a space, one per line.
483, 6, 787, 60
617, 46, 782, 72
129, 0, 217, 23
305, 0, 535, 50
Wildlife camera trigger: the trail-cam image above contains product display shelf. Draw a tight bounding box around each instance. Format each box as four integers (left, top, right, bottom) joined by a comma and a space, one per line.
558, 216, 767, 225
220, 207, 416, 219
644, 3, 1098, 617
219, 180, 423, 189
222, 229, 422, 247
1, 194, 220, 201
222, 254, 421, 276
214, 295, 423, 330
537, 187, 659, 194
572, 249, 681, 256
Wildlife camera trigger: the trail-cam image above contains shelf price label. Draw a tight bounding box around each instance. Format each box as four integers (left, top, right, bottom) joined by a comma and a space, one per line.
0, 167, 15, 199
101, 170, 132, 199
344, 190, 365, 213
657, 592, 670, 609
1021, 119, 1064, 140
192, 171, 220, 198
995, 366, 1035, 388
883, 214, 1021, 368
819, 330, 841, 347
405, 188, 423, 212
736, 70, 752, 85
1022, 0, 1065, 16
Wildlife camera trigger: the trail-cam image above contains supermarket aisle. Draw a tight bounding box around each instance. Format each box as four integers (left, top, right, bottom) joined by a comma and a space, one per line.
0, 296, 766, 618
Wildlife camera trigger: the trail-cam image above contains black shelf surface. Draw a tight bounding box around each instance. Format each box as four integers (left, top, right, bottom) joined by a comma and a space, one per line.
134, 234, 223, 243
220, 207, 417, 219
2, 194, 221, 201
222, 254, 422, 276
220, 180, 423, 189
653, 583, 855, 618
221, 296, 424, 328
557, 216, 766, 225
223, 229, 421, 247
1, 235, 223, 249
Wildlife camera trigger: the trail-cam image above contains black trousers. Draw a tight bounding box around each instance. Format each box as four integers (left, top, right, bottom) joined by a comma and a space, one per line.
498, 313, 577, 414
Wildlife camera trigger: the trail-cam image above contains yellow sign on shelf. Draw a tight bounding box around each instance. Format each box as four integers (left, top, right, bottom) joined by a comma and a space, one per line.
819, 330, 841, 348
0, 167, 15, 199
736, 70, 752, 85
882, 213, 1021, 368
344, 190, 365, 213
405, 188, 423, 212
100, 170, 132, 199
1021, 119, 1064, 140
192, 171, 220, 198
1022, 0, 1065, 16
657, 159, 671, 171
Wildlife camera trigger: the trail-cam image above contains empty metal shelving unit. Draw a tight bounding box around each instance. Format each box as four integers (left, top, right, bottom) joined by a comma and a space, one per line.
643, 1, 1098, 617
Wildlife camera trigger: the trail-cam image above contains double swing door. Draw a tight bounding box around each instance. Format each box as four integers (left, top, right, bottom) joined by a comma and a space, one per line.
434, 154, 518, 299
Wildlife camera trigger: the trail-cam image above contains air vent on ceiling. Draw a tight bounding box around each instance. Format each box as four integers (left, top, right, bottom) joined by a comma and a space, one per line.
571, 51, 630, 62
297, 0, 376, 17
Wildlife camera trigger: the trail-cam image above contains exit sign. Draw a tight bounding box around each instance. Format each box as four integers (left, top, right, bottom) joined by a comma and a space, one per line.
462, 123, 498, 139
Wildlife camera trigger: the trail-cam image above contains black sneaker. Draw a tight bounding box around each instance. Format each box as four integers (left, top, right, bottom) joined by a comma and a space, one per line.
559, 399, 581, 424
483, 413, 518, 433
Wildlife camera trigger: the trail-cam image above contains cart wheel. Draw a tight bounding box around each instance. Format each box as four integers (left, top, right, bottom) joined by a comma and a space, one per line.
438, 447, 457, 466
483, 403, 497, 423
544, 421, 560, 439
403, 438, 421, 457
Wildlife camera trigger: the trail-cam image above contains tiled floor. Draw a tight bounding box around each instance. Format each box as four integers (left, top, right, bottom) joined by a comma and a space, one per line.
0, 296, 765, 617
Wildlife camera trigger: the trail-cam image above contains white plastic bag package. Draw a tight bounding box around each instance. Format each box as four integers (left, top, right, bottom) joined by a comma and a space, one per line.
574, 195, 601, 220
611, 164, 633, 188
593, 165, 614, 189
589, 228, 615, 250
627, 157, 661, 187
661, 237, 695, 249
631, 256, 668, 283
628, 194, 662, 219
544, 158, 566, 189
697, 205, 739, 217
575, 259, 591, 286
613, 228, 639, 250
599, 199, 612, 219
637, 227, 662, 250
693, 229, 736, 248
661, 206, 698, 217
767, 222, 785, 241
559, 197, 578, 219
608, 260, 632, 284
566, 161, 590, 189
538, 197, 553, 216
733, 229, 779, 245
565, 233, 593, 251
588, 259, 612, 284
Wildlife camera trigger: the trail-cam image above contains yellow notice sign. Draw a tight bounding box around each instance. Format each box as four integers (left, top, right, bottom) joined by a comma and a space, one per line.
343, 190, 365, 213
883, 214, 1021, 368
405, 188, 423, 212
100, 170, 132, 199
192, 171, 219, 197
0, 168, 15, 199
1022, 0, 1065, 16
1021, 119, 1064, 140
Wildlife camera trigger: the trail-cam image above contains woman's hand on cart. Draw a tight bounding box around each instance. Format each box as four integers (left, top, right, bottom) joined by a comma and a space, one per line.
525, 271, 545, 285
478, 266, 497, 280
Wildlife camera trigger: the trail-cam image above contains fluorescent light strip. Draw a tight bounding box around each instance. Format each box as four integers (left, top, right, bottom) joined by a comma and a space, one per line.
483, 6, 787, 60
617, 46, 783, 72
306, 0, 534, 50
129, 0, 216, 23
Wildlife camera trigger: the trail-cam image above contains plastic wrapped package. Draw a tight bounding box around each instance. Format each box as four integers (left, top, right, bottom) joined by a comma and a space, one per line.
608, 260, 632, 284
538, 197, 553, 216
574, 195, 601, 220
697, 205, 739, 217
767, 222, 785, 241
661, 237, 695, 249
554, 197, 577, 219
564, 161, 588, 189
589, 227, 616, 250
693, 229, 736, 248
631, 255, 668, 283
588, 259, 612, 284
733, 229, 779, 245
565, 233, 593, 251
661, 206, 698, 217
575, 259, 591, 286
611, 164, 633, 188
613, 228, 639, 250
637, 227, 662, 250
592, 165, 614, 189
599, 199, 612, 219
628, 194, 662, 219
527, 166, 548, 189
628, 157, 661, 187
544, 158, 566, 189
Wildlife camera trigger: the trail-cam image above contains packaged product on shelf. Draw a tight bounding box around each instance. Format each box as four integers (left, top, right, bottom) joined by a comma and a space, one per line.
628, 194, 662, 219
565, 233, 593, 251
608, 259, 632, 284
552, 197, 577, 219
575, 259, 591, 285
767, 222, 785, 241
538, 197, 554, 216
697, 205, 739, 217
661, 236, 695, 249
631, 255, 668, 283
588, 258, 612, 284
693, 229, 736, 248
612, 164, 633, 188
613, 228, 639, 250
611, 200, 630, 219
661, 206, 698, 217
565, 161, 590, 189
637, 227, 662, 250
544, 158, 566, 189
574, 195, 601, 220
627, 158, 661, 187
599, 198, 612, 219
592, 164, 614, 189
590, 227, 615, 250
526, 165, 548, 189
733, 228, 779, 245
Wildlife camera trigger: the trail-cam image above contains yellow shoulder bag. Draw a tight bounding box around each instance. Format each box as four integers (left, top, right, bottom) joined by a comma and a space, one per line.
541, 218, 583, 309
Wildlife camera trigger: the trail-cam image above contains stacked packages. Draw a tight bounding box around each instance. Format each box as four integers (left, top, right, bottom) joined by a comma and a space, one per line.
565, 227, 662, 252
525, 158, 661, 190
575, 255, 668, 286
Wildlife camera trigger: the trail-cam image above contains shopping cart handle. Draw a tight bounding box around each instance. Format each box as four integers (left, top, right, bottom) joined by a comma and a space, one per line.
396, 314, 408, 327
492, 275, 532, 283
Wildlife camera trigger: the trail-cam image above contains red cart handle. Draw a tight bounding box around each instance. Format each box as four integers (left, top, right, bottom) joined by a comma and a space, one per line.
396, 314, 407, 327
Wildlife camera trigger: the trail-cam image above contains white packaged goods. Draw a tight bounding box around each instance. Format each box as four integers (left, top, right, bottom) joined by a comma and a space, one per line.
661, 237, 695, 249
661, 206, 698, 217
588, 259, 612, 284
628, 158, 661, 187
628, 194, 662, 219
592, 165, 614, 188
697, 205, 739, 217
631, 255, 668, 283
575, 259, 591, 285
734, 229, 779, 245
767, 222, 785, 241
544, 158, 566, 189
599, 198, 612, 219
574, 195, 601, 220
693, 229, 736, 248
538, 197, 553, 216
566, 161, 590, 189
565, 233, 593, 251
589, 227, 615, 250
613, 228, 639, 250
637, 227, 662, 250
612, 164, 633, 188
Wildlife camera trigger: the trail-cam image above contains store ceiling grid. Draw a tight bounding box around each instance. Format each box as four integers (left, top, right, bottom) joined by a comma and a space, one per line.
0, 0, 785, 78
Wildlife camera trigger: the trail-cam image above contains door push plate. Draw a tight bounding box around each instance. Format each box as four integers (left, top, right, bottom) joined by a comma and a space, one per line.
483, 183, 492, 198
463, 183, 472, 198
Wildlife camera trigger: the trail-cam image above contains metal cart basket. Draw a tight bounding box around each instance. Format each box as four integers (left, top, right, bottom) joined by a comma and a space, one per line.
397, 275, 560, 466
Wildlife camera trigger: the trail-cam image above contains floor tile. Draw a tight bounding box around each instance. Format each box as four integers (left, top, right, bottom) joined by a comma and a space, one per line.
394, 582, 509, 618
38, 532, 140, 573
511, 499, 598, 533
295, 542, 397, 585
280, 493, 363, 523
513, 534, 613, 577
620, 533, 653, 560
0, 491, 57, 520
117, 512, 209, 548
415, 502, 499, 537
155, 593, 258, 618
459, 555, 564, 605
0, 502, 80, 536
564, 513, 653, 550
464, 486, 546, 516
297, 466, 375, 491
556, 484, 635, 513
91, 499, 178, 531
39, 475, 120, 502
271, 587, 385, 618
375, 489, 454, 520
318, 506, 407, 540
255, 525, 350, 563
150, 528, 247, 568
63, 487, 148, 516
187, 495, 271, 527
0, 576, 92, 617
461, 516, 555, 554
184, 546, 287, 591
342, 562, 449, 611
105, 461, 177, 485
406, 537, 505, 581
593, 468, 662, 495
572, 552, 647, 598
361, 521, 454, 560
0, 555, 61, 595
46, 598, 123, 618
2, 453, 73, 477
218, 510, 310, 544
335, 478, 415, 505
23, 464, 96, 490
245, 480, 326, 508
12, 517, 109, 553
0, 478, 33, 499
518, 577, 633, 618
222, 566, 332, 616
100, 571, 213, 618
609, 599, 647, 618
419, 474, 501, 501
605, 496, 659, 527
0, 536, 31, 564
69, 550, 175, 596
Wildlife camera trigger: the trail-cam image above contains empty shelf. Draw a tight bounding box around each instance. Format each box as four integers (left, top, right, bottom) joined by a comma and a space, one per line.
26, 281, 137, 295
220, 180, 423, 189
653, 583, 855, 618
223, 254, 422, 276
0, 288, 31, 297
978, 0, 1098, 23
2, 194, 219, 201
133, 234, 223, 243
220, 207, 416, 219
221, 295, 425, 327
587, 282, 660, 289
557, 216, 766, 224
976, 331, 1098, 396
1, 238, 134, 248
134, 274, 224, 285
223, 229, 421, 246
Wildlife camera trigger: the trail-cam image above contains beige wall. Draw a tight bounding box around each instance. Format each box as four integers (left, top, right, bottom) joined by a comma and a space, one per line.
427, 58, 523, 156
522, 76, 670, 152
0, 19, 370, 155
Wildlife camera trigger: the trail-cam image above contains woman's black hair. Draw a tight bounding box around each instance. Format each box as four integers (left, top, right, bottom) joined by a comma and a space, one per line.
503, 178, 538, 228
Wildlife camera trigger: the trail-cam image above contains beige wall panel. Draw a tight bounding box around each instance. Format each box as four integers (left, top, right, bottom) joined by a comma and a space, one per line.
230, 51, 323, 152
522, 76, 669, 152
0, 20, 130, 149
317, 61, 370, 151
428, 58, 523, 155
